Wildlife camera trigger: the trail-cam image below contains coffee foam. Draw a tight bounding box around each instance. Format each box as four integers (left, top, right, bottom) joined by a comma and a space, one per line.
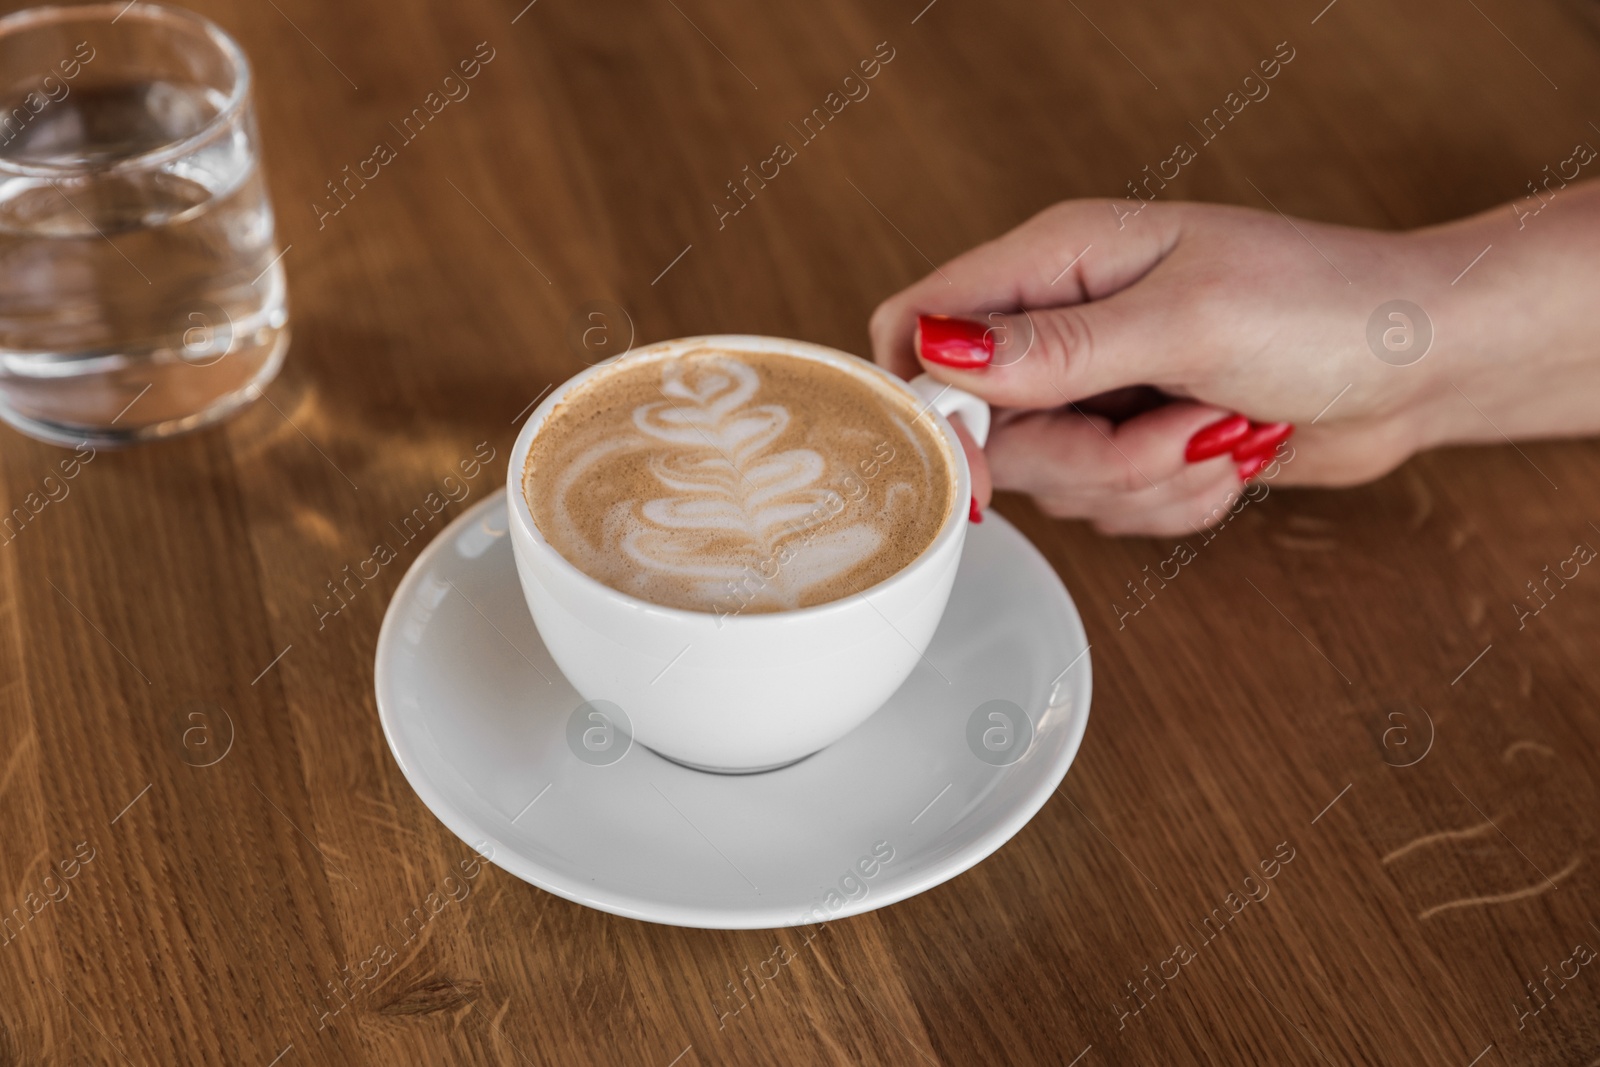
523, 346, 956, 613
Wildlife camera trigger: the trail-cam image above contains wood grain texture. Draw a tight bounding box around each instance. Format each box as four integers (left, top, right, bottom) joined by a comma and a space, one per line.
2, 0, 1599, 1063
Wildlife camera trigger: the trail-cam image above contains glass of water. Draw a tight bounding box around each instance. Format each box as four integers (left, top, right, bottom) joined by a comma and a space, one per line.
0, 2, 288, 447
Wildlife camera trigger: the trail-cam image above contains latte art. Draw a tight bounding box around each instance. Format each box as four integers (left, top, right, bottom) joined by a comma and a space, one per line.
524, 347, 955, 613
624, 359, 881, 595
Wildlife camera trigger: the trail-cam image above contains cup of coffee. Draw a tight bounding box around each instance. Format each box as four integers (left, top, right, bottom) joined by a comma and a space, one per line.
506, 335, 989, 772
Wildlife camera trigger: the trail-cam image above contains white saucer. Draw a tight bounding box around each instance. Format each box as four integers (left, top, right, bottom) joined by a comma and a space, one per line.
375, 490, 1091, 929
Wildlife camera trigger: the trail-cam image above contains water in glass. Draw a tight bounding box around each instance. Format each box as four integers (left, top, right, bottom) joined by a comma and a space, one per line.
0, 76, 287, 445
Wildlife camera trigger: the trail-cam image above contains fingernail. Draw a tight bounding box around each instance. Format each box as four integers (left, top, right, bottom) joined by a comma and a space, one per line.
918, 314, 993, 370
1184, 414, 1251, 462
1230, 421, 1294, 460
968, 496, 984, 524
1237, 452, 1274, 481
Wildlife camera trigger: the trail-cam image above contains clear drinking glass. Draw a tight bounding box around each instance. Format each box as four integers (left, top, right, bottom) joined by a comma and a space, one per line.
0, 3, 288, 447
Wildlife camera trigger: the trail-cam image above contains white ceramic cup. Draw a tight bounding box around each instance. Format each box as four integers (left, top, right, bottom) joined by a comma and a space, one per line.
506, 335, 989, 772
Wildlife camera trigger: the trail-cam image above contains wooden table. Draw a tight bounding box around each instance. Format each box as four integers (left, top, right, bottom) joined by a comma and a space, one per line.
5, 0, 1599, 1063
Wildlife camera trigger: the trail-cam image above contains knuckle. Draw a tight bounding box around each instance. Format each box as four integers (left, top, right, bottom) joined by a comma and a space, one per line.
1034, 308, 1095, 388
1106, 458, 1149, 496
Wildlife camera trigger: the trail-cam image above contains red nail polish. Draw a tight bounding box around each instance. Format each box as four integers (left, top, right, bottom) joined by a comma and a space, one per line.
968, 496, 983, 524
918, 315, 993, 370
1230, 422, 1293, 460
1237, 452, 1273, 481
1184, 414, 1250, 462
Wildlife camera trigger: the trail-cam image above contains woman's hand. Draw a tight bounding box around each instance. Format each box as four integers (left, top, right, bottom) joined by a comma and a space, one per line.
870, 183, 1600, 536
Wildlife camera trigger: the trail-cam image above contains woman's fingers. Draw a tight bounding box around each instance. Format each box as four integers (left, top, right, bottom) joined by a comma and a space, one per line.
979, 400, 1292, 536
869, 200, 1183, 386
1088, 472, 1250, 538
908, 297, 1184, 409
988, 401, 1238, 501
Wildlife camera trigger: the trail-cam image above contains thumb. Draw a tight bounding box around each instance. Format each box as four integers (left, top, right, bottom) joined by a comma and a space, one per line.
913, 298, 1164, 409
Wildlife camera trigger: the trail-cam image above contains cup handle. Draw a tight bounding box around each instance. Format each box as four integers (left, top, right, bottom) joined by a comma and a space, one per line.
907, 375, 990, 448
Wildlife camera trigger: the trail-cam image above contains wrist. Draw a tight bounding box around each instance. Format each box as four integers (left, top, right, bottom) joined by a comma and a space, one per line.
1415, 179, 1600, 448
